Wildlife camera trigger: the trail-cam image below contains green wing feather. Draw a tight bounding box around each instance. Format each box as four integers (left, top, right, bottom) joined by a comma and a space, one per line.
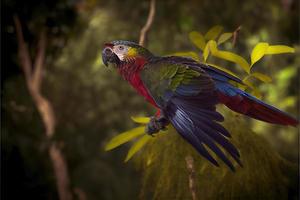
140, 56, 214, 107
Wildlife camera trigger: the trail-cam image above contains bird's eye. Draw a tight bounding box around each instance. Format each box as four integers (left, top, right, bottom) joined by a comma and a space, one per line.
118, 45, 125, 51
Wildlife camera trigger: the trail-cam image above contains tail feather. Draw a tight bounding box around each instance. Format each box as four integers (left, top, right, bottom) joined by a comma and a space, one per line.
217, 86, 299, 126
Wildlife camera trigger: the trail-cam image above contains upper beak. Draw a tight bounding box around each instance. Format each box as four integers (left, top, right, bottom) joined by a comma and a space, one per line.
102, 47, 120, 67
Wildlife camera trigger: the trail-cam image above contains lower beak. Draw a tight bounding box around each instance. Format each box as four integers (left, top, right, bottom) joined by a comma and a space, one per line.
102, 47, 120, 67
102, 53, 109, 67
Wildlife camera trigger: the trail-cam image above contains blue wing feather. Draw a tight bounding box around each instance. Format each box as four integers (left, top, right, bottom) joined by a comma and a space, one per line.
143, 56, 242, 170
166, 99, 240, 171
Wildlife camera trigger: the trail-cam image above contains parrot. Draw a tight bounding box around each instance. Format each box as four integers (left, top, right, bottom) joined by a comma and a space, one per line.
102, 40, 298, 171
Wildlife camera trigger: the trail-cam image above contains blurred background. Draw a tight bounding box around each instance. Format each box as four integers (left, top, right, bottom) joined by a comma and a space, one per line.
2, 0, 299, 199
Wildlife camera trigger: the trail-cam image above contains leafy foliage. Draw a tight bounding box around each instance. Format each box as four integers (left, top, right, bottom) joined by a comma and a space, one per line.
204, 25, 223, 40
125, 135, 153, 162
136, 111, 297, 200
105, 117, 168, 162
176, 25, 295, 98
104, 127, 145, 151
189, 31, 206, 50
105, 110, 298, 199
250, 42, 269, 66
217, 32, 233, 45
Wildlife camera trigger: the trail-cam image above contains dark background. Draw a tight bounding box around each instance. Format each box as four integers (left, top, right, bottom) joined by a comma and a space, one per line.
2, 0, 299, 199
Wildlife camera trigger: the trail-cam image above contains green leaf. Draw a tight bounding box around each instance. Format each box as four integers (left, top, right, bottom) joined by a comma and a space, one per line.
217, 32, 232, 45
251, 72, 272, 83
125, 135, 152, 162
173, 51, 200, 62
189, 31, 206, 50
104, 126, 145, 151
131, 116, 150, 124
250, 42, 269, 67
208, 40, 250, 74
265, 45, 295, 55
205, 25, 223, 40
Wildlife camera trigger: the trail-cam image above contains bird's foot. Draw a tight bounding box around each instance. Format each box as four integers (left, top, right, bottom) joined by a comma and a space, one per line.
145, 115, 169, 136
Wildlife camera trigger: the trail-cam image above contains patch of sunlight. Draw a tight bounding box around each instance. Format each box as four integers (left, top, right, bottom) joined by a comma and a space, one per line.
224, 41, 233, 49
259, 29, 269, 41
89, 10, 109, 28
278, 96, 296, 109
276, 66, 296, 89
252, 120, 270, 135
247, 35, 260, 47
247, 29, 269, 47
279, 128, 297, 143
57, 55, 68, 66
92, 53, 104, 72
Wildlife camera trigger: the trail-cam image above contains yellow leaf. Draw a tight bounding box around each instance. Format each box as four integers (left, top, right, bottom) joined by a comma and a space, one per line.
251, 72, 272, 83
131, 116, 150, 124
206, 63, 240, 80
243, 78, 262, 99
216, 52, 250, 74
236, 82, 248, 91
228, 79, 246, 89
208, 40, 250, 74
124, 135, 152, 162
205, 25, 223, 40
265, 45, 295, 54
243, 77, 254, 88
189, 31, 206, 50
251, 87, 262, 99
200, 163, 208, 173
104, 126, 145, 151
206, 40, 218, 53
173, 51, 200, 62
250, 43, 269, 67
217, 32, 232, 45
203, 42, 210, 61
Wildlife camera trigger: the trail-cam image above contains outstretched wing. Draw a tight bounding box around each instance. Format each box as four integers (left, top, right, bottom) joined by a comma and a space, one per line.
140, 56, 242, 170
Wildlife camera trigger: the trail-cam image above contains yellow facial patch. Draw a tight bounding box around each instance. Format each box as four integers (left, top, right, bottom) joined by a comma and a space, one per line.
127, 47, 138, 57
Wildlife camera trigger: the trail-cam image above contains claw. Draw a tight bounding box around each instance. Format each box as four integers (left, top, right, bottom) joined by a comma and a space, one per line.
145, 115, 169, 136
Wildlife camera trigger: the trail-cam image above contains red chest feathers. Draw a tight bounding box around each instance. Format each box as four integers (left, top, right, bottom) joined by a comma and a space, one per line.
118, 58, 158, 107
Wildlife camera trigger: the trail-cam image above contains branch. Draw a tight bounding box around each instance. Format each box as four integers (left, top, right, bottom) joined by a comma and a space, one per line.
139, 0, 156, 46
14, 15, 72, 200
32, 94, 56, 137
49, 144, 73, 200
232, 26, 241, 47
185, 155, 197, 200
13, 15, 33, 83
33, 30, 46, 91
13, 16, 55, 137
74, 187, 87, 200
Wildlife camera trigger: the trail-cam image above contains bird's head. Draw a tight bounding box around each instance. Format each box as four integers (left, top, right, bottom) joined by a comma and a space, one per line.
102, 40, 153, 67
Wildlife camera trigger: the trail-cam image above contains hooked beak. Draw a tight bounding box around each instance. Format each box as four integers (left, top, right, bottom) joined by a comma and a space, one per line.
102, 47, 120, 67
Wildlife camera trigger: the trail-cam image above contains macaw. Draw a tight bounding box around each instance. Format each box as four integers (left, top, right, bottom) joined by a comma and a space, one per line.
102, 40, 298, 171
